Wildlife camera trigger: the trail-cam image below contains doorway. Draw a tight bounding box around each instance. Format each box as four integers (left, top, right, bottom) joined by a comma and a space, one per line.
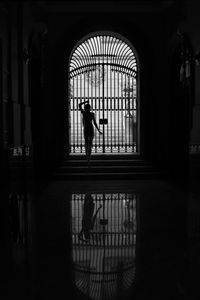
69, 32, 139, 155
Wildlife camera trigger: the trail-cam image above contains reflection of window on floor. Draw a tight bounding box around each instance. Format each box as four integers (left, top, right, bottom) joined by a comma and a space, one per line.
71, 193, 136, 246
70, 192, 137, 300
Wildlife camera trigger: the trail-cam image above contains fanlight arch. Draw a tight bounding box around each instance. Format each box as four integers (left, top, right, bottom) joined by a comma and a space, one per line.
69, 32, 139, 154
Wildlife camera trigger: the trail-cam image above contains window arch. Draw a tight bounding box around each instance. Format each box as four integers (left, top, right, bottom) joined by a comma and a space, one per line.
69, 31, 139, 155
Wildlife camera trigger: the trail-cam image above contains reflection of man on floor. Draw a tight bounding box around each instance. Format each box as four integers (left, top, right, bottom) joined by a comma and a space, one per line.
78, 194, 102, 242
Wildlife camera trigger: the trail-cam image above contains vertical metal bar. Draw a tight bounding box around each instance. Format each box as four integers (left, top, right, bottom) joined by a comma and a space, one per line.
73, 77, 75, 153
131, 76, 133, 152
103, 36, 106, 153
94, 62, 97, 153
102, 64, 105, 153
80, 72, 82, 153
83, 69, 85, 154
135, 78, 138, 153
98, 67, 100, 153
70, 77, 72, 153
125, 74, 127, 151
91, 65, 93, 154
110, 66, 112, 153
104, 66, 107, 152
99, 41, 102, 152
79, 74, 81, 152
122, 73, 126, 149
129, 75, 131, 150
72, 77, 74, 154
119, 72, 121, 152
124, 73, 127, 152
123, 73, 126, 151
134, 76, 136, 153
76, 76, 79, 152
133, 78, 135, 153
126, 75, 129, 151
96, 72, 99, 154
69, 78, 71, 154
106, 58, 109, 152
110, 40, 115, 152
121, 72, 124, 152
74, 76, 76, 153
114, 68, 116, 149
117, 70, 121, 153
107, 41, 110, 153
78, 73, 80, 153
75, 74, 77, 154
97, 37, 100, 153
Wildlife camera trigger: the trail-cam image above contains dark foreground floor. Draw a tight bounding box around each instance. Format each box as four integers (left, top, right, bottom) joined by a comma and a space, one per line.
2, 179, 200, 300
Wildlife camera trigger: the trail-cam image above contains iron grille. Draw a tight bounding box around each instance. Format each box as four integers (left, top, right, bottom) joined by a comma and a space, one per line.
69, 33, 138, 154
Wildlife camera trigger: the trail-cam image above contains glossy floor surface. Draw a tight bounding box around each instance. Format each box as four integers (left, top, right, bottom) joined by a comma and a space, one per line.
2, 179, 200, 300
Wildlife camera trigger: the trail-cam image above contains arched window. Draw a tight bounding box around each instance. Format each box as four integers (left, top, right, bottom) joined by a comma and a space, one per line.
69, 32, 139, 155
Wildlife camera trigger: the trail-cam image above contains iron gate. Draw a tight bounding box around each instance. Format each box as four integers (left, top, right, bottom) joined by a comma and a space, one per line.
69, 33, 138, 154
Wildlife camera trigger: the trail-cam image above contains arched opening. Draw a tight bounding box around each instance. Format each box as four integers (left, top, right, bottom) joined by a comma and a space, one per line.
68, 31, 140, 155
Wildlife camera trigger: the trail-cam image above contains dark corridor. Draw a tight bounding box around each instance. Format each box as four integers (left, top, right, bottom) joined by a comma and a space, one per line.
1, 2, 200, 300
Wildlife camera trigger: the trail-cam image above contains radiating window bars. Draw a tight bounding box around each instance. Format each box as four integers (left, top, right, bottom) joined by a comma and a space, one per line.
69, 33, 138, 154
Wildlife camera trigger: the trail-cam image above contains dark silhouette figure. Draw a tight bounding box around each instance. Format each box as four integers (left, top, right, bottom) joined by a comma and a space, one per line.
78, 194, 102, 242
79, 101, 102, 165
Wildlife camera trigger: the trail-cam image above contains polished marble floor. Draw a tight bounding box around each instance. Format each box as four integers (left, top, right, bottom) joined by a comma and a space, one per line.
2, 179, 200, 300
